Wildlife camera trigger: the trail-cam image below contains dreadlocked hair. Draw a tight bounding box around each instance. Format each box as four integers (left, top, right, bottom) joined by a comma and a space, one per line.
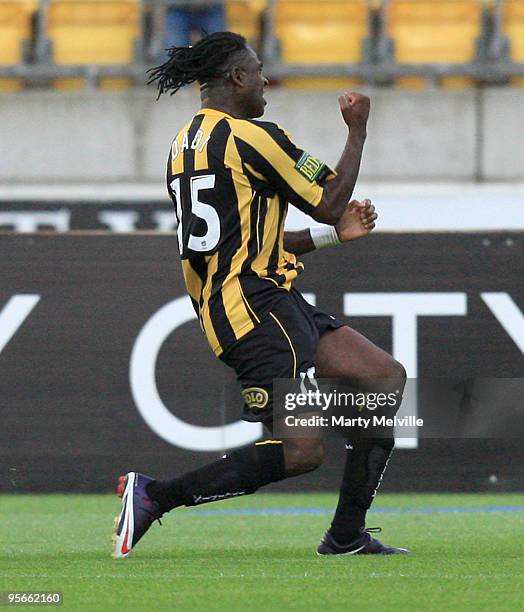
147, 31, 248, 97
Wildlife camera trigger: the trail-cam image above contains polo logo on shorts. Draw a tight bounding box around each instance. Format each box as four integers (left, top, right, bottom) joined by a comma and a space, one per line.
295, 152, 326, 182
241, 387, 269, 410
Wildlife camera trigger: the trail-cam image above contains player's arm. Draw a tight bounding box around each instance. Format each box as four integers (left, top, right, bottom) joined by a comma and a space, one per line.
234, 105, 367, 224
310, 92, 370, 226
284, 198, 377, 255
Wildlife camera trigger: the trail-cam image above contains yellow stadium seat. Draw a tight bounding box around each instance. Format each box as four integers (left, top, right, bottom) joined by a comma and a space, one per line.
0, 1, 32, 92
20, 0, 37, 11
502, 0, 524, 85
47, 0, 140, 90
387, 0, 483, 89
274, 0, 370, 89
225, 0, 266, 44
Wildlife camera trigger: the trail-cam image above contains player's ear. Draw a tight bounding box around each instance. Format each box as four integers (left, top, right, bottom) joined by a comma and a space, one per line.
229, 66, 245, 87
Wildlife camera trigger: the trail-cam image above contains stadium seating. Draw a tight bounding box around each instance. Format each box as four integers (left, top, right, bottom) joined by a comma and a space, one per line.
47, 0, 140, 90
501, 0, 524, 84
386, 0, 483, 89
0, 1, 33, 92
2, 0, 522, 92
225, 0, 266, 46
273, 0, 370, 89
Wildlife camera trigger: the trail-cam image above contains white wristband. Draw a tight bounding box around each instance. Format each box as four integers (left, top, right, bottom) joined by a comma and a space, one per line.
309, 226, 341, 250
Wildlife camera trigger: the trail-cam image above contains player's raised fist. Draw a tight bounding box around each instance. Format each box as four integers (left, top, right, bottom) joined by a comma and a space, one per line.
338, 92, 370, 130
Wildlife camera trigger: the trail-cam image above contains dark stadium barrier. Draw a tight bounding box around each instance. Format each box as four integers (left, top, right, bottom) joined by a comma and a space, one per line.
0, 233, 523, 493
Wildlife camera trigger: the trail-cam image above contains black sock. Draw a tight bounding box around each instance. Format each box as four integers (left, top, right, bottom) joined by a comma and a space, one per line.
329, 436, 395, 545
146, 440, 286, 513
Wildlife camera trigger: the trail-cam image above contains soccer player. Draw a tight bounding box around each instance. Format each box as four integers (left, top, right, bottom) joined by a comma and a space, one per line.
113, 32, 409, 558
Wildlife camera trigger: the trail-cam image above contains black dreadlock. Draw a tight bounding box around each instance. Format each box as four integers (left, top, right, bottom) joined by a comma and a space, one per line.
147, 31, 248, 98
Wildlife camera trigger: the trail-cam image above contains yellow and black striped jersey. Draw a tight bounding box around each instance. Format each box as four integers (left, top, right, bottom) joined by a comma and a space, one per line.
167, 108, 335, 356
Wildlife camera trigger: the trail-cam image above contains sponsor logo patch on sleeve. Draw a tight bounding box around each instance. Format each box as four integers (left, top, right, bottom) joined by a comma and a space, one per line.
295, 152, 327, 183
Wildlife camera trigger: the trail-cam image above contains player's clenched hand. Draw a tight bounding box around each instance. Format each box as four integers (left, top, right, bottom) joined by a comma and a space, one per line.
335, 199, 377, 242
338, 91, 370, 131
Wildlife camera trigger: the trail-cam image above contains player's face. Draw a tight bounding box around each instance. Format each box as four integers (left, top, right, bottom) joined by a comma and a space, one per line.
238, 48, 268, 118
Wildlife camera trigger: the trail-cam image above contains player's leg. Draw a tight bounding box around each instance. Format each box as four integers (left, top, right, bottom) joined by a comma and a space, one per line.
144, 434, 323, 512
113, 432, 323, 559
144, 299, 326, 512
113, 295, 324, 558
314, 325, 410, 554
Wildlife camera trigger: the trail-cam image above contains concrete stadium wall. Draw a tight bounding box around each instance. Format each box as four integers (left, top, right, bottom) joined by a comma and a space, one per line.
1, 87, 523, 182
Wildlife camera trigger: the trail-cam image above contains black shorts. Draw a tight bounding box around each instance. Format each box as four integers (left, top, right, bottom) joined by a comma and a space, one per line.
219, 288, 345, 424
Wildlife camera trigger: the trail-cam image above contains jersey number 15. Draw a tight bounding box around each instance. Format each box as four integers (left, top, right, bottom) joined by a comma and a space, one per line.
170, 174, 221, 255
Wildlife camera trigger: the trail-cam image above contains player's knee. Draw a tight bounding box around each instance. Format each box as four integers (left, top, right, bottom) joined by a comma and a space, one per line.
283, 438, 324, 476
388, 359, 407, 391
294, 441, 324, 474
378, 436, 395, 452
395, 359, 407, 383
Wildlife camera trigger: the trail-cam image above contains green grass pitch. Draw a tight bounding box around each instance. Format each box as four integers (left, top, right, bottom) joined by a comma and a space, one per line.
1, 492, 523, 611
